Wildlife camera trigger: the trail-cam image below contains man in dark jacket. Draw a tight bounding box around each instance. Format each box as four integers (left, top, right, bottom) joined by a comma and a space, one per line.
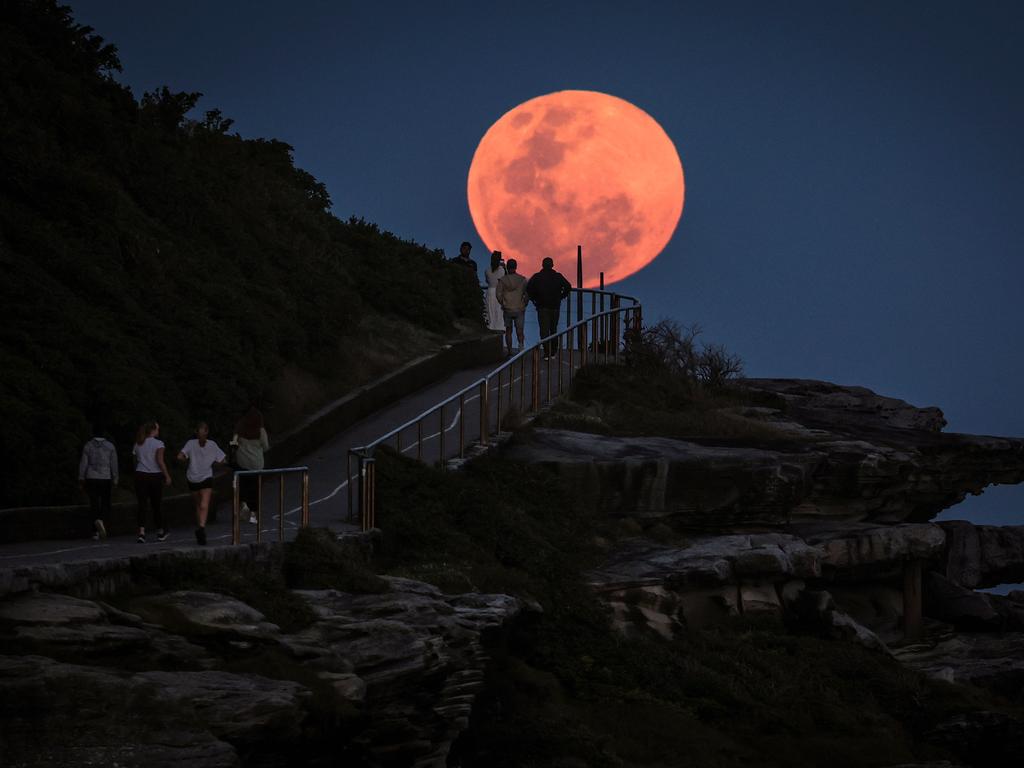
526, 257, 572, 358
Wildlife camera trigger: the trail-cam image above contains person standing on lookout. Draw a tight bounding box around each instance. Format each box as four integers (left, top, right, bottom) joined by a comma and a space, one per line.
526, 257, 572, 359
496, 258, 528, 355
449, 241, 478, 275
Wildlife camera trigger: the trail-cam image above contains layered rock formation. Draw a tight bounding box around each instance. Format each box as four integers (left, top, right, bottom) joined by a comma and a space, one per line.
504, 379, 1024, 528
0, 571, 522, 767
507, 379, 1024, 702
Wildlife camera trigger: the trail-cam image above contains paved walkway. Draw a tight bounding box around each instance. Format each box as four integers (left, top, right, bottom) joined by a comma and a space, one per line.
0, 335, 612, 569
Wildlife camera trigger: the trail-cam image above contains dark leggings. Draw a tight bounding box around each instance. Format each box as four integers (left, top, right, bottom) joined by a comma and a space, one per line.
134, 472, 164, 530
240, 474, 261, 512
85, 479, 112, 521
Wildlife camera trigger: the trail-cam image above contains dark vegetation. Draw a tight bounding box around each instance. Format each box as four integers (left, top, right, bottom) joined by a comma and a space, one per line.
0, 0, 482, 507
536, 319, 794, 442
372, 449, 1005, 767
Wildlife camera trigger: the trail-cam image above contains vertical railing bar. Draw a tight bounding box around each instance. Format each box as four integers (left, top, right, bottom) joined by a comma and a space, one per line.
479, 380, 489, 446
256, 475, 263, 544
459, 392, 466, 458
278, 474, 285, 542
232, 473, 241, 545
496, 370, 503, 434
302, 469, 309, 529
439, 404, 446, 470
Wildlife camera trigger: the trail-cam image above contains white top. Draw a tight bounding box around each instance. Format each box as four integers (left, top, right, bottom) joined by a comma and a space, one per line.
484, 265, 506, 288
180, 438, 226, 483
132, 436, 165, 474
485, 264, 505, 288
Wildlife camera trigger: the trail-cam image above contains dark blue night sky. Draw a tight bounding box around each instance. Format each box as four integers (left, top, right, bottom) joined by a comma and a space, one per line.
71, 0, 1024, 525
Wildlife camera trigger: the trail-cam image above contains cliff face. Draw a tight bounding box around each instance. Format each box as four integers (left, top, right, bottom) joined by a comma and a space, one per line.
505, 379, 1024, 528
506, 378, 1024, 707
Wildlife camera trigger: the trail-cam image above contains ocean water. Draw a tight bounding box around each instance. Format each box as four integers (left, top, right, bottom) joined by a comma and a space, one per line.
936, 483, 1024, 594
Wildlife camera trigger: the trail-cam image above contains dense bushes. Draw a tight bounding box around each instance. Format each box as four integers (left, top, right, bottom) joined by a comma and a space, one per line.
0, 1, 482, 506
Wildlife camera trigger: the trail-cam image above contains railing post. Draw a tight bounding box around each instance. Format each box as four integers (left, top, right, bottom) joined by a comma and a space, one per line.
232, 472, 241, 545
545, 350, 552, 403
278, 475, 285, 542
301, 469, 310, 528
360, 457, 376, 532
459, 392, 466, 458
479, 379, 489, 445
531, 347, 540, 411
557, 332, 564, 395
520, 355, 526, 409
568, 329, 574, 387
439, 405, 446, 469
256, 475, 263, 544
581, 322, 588, 367
496, 370, 503, 433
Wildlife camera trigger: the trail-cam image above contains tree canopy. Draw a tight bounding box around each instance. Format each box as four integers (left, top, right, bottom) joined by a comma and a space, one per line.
0, 0, 482, 506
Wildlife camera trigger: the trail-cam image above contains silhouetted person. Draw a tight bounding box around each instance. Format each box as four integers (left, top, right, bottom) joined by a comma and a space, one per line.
449, 241, 478, 275
526, 257, 572, 358
484, 250, 506, 331
233, 404, 270, 524
78, 424, 118, 540
132, 421, 171, 543
178, 421, 226, 546
497, 258, 528, 355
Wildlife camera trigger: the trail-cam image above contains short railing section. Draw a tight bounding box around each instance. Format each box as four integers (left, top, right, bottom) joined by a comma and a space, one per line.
347, 288, 642, 531
231, 467, 310, 544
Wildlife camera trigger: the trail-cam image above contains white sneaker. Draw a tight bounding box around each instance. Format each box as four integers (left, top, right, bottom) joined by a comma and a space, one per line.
248, 513, 258, 524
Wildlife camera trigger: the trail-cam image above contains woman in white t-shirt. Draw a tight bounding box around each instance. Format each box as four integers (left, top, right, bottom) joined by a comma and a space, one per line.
177, 421, 226, 546
132, 421, 171, 544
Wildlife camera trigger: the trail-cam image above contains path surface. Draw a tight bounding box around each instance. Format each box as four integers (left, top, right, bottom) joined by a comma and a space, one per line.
0, 329, 617, 568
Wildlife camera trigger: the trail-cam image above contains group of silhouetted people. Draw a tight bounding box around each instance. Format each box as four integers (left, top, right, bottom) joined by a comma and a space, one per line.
450, 241, 572, 358
77, 404, 269, 546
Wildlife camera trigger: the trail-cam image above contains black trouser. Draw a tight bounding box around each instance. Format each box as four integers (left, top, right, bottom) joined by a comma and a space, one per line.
134, 472, 164, 531
240, 473, 261, 512
537, 306, 560, 357
84, 478, 112, 522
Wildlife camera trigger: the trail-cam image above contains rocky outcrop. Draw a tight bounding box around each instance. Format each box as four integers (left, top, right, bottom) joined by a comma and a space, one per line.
504, 380, 1024, 528
0, 579, 523, 767
940, 521, 1024, 589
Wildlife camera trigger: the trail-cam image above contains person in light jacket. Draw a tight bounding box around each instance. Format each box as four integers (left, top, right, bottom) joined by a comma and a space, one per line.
233, 405, 270, 524
79, 425, 118, 540
496, 258, 528, 356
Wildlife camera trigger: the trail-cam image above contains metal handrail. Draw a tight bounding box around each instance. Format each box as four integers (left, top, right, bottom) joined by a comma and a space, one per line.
347, 288, 642, 531
232, 467, 310, 545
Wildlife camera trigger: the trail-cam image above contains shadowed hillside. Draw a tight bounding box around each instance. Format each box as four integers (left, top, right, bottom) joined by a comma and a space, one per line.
0, 0, 482, 507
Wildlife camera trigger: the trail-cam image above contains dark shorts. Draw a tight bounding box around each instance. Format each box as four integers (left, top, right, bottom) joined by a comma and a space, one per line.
503, 308, 525, 334
188, 477, 214, 491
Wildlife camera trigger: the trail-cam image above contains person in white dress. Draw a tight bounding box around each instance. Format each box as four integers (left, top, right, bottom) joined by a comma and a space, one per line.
483, 250, 506, 331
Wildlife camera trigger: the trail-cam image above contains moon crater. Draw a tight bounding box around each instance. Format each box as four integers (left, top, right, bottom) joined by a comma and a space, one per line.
468, 90, 684, 286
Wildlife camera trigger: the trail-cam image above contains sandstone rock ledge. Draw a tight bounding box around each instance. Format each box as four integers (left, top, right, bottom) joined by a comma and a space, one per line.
0, 580, 523, 767
503, 379, 1024, 528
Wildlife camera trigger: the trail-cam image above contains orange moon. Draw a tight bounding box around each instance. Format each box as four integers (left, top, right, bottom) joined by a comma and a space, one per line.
467, 90, 684, 287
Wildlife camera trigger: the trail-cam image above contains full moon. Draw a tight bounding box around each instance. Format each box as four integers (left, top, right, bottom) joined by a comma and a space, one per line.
467, 90, 684, 287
